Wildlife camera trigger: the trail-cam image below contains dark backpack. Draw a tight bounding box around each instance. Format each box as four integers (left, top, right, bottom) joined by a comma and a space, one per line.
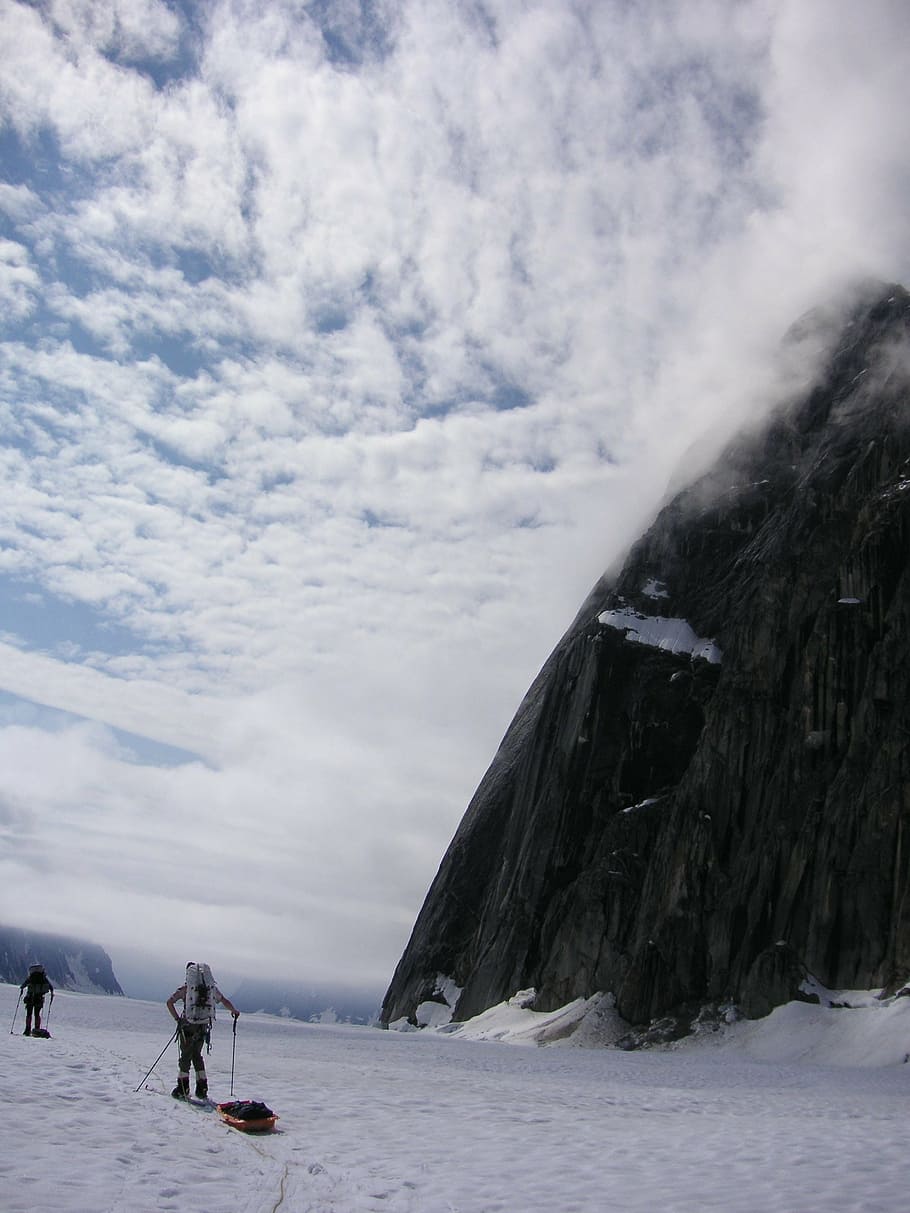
220, 1100, 274, 1121
25, 967, 52, 998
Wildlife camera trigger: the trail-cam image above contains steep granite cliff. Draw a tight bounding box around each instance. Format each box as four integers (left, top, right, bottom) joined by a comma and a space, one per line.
383, 286, 910, 1030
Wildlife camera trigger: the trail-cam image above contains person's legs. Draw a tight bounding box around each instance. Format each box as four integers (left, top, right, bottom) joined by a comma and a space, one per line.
33, 995, 44, 1033
173, 1024, 207, 1098
189, 1025, 208, 1097
23, 997, 33, 1034
173, 1024, 194, 1097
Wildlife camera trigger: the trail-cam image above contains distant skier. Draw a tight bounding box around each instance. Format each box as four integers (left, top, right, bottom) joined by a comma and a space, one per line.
20, 963, 54, 1036
166, 962, 239, 1100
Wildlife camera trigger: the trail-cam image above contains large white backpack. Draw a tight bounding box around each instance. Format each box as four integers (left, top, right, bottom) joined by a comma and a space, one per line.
184, 962, 216, 1025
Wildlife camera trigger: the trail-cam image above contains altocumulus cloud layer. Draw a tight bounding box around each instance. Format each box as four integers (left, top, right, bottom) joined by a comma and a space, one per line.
1, 0, 908, 993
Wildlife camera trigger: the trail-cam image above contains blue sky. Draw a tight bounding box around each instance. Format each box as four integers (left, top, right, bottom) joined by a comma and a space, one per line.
1, 0, 909, 997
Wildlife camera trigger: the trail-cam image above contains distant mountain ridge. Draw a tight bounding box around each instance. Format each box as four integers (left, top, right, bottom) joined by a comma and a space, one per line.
382, 284, 910, 1035
229, 977, 380, 1025
1, 925, 123, 995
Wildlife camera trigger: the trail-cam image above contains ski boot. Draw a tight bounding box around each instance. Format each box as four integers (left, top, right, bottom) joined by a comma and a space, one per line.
195, 1077, 208, 1100
171, 1076, 190, 1100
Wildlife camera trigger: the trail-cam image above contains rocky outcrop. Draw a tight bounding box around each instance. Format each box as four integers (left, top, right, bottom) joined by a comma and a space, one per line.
382, 285, 910, 1030
0, 925, 123, 995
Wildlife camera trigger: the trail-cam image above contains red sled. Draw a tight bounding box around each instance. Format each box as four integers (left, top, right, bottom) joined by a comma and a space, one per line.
216, 1100, 278, 1133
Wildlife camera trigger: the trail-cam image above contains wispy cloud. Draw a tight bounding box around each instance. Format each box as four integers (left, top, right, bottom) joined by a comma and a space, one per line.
1, 0, 908, 992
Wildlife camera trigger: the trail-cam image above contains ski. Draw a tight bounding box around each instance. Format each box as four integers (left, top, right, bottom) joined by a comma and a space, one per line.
142, 1085, 217, 1110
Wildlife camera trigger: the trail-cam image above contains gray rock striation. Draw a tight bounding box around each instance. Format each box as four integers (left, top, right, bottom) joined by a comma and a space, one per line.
382, 285, 910, 1031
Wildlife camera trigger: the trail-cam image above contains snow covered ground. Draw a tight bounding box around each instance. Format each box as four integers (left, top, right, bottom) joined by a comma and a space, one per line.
3, 980, 910, 1213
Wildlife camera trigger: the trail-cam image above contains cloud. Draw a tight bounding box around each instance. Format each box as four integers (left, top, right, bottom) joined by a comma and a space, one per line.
43, 0, 183, 62
1, 0, 909, 993
0, 238, 40, 319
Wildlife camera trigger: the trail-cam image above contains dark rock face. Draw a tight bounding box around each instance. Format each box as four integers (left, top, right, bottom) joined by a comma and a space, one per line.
0, 925, 124, 995
383, 286, 910, 1029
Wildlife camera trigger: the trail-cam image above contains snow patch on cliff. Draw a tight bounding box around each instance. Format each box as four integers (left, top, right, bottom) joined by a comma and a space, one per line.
642, 579, 669, 599
414, 974, 463, 1028
623, 796, 663, 814
598, 609, 722, 663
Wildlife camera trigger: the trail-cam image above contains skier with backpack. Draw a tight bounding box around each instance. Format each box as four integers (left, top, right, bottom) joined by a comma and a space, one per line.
166, 962, 239, 1100
19, 963, 54, 1036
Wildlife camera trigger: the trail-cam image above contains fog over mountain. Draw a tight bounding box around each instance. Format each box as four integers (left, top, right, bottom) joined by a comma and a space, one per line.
0, 924, 123, 995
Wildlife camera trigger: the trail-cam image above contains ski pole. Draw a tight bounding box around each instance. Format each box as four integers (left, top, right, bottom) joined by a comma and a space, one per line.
134, 1024, 180, 1092
230, 1014, 238, 1096
42, 990, 54, 1033
9, 989, 22, 1034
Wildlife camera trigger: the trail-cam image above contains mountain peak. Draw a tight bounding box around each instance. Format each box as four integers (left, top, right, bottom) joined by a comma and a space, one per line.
382, 286, 910, 1033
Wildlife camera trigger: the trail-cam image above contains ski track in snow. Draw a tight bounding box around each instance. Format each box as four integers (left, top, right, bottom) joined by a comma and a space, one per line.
3, 983, 910, 1212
